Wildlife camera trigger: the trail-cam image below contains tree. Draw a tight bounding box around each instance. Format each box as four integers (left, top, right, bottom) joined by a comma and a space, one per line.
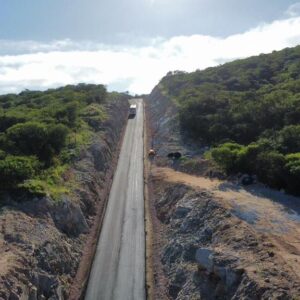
277, 125, 300, 154
211, 143, 244, 173
284, 153, 300, 194
55, 102, 79, 127
7, 122, 47, 156
47, 124, 69, 154
255, 151, 285, 189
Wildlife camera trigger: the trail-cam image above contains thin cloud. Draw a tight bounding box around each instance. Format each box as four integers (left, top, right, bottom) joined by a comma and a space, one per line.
285, 2, 300, 17
0, 15, 300, 95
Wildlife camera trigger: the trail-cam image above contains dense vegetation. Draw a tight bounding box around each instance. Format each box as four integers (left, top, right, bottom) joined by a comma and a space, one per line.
0, 84, 128, 198
159, 45, 300, 195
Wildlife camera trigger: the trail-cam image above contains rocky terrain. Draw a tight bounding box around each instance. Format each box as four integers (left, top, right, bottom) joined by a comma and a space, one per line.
146, 85, 300, 299
0, 98, 128, 299
148, 168, 300, 299
145, 85, 211, 173
145, 85, 184, 157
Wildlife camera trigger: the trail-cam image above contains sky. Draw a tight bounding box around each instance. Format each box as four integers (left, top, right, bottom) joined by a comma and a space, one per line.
0, 0, 300, 94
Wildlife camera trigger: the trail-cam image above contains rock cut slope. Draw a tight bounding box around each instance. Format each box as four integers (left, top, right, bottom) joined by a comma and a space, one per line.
148, 167, 300, 299
0, 91, 128, 299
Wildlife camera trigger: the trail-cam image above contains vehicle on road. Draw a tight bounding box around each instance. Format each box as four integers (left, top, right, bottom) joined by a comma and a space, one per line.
129, 104, 137, 118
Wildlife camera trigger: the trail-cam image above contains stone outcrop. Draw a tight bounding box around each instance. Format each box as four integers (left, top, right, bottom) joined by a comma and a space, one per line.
52, 197, 89, 236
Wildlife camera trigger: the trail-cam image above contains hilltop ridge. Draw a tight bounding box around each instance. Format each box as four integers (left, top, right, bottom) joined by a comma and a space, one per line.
152, 44, 300, 195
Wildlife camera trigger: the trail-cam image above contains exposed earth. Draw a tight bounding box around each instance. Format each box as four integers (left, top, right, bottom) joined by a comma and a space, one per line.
147, 166, 300, 299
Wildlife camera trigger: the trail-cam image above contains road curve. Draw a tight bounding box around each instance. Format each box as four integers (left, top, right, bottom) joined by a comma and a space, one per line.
85, 99, 145, 300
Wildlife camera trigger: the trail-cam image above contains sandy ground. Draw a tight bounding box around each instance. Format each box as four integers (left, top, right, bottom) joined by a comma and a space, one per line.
152, 167, 300, 282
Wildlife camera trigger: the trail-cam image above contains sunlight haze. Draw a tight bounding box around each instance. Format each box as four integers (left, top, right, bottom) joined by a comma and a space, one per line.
0, 0, 300, 94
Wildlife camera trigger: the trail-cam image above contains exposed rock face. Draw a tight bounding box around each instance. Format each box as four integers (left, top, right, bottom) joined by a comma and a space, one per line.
146, 86, 183, 157
52, 197, 89, 236
195, 248, 214, 271
146, 86, 216, 175
0, 97, 128, 299
153, 183, 300, 299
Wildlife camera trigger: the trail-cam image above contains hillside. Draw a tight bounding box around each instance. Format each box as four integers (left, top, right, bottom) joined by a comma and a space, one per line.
155, 45, 300, 195
0, 84, 128, 197
0, 85, 129, 299
145, 46, 300, 299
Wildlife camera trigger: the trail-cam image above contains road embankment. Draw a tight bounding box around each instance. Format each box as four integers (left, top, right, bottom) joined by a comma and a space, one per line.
0, 97, 128, 300
69, 98, 129, 299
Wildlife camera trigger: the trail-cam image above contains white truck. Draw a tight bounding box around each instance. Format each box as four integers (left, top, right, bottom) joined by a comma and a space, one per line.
129, 104, 137, 117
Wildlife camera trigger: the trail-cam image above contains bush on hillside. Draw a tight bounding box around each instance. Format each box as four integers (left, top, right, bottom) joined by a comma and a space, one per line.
255, 151, 286, 189
211, 143, 244, 173
0, 156, 40, 188
47, 124, 69, 154
284, 153, 300, 194
55, 102, 79, 127
6, 122, 69, 164
277, 125, 300, 154
7, 122, 47, 156
161, 45, 300, 195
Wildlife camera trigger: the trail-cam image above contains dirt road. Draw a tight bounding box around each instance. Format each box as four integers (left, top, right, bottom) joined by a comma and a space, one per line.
85, 99, 145, 300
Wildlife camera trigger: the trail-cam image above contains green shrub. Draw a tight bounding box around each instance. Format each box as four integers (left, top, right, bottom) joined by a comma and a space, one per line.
19, 180, 47, 196
0, 150, 6, 160
0, 84, 126, 196
255, 151, 285, 189
236, 143, 260, 173
7, 122, 47, 156
55, 102, 79, 127
277, 125, 300, 154
47, 124, 69, 154
284, 153, 300, 194
6, 122, 68, 164
0, 156, 40, 188
285, 154, 300, 182
0, 115, 26, 131
211, 143, 244, 173
179, 158, 200, 173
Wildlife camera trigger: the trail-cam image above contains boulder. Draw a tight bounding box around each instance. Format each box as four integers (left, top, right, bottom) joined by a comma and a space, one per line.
52, 197, 88, 236
174, 206, 191, 219
240, 174, 254, 185
225, 268, 244, 288
195, 248, 214, 272
31, 272, 63, 300
89, 143, 111, 172
182, 243, 197, 262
